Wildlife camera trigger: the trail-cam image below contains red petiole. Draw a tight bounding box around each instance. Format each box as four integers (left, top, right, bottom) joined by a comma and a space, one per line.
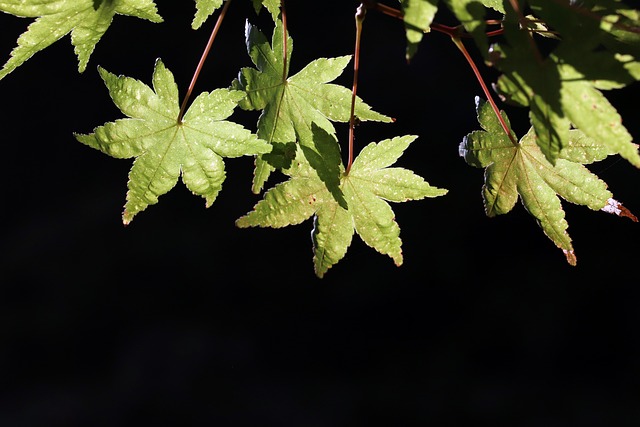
346, 4, 367, 175
351, 1, 517, 151
178, 0, 232, 122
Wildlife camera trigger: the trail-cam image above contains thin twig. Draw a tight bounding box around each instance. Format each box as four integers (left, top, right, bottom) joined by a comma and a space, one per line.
451, 37, 517, 145
281, 0, 288, 82
178, 0, 232, 122
347, 3, 367, 175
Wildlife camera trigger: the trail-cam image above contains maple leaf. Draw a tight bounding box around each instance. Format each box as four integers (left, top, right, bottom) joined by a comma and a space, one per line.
236, 124, 448, 278
75, 58, 271, 224
493, 1, 640, 168
231, 19, 393, 194
460, 97, 638, 266
0, 0, 163, 80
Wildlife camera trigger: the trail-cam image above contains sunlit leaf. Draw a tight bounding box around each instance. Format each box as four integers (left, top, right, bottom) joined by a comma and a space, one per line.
0, 0, 162, 80
237, 125, 447, 278
75, 59, 270, 224
460, 98, 637, 265
232, 18, 392, 194
192, 0, 223, 29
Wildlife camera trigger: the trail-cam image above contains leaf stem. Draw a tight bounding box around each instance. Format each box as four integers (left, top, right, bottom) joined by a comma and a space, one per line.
358, 2, 515, 145
346, 3, 366, 175
363, 1, 505, 38
450, 36, 517, 145
281, 1, 288, 83
178, 0, 232, 122
362, 0, 403, 19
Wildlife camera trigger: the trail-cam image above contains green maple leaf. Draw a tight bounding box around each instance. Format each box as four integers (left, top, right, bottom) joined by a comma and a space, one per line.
231, 19, 393, 195
494, 1, 640, 168
0, 0, 163, 80
236, 125, 448, 278
75, 58, 271, 224
460, 97, 638, 265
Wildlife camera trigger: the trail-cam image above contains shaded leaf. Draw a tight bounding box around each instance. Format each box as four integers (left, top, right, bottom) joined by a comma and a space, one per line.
493, 1, 640, 167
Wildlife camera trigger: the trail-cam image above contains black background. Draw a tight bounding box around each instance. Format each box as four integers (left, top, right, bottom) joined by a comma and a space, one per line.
1, 1, 640, 426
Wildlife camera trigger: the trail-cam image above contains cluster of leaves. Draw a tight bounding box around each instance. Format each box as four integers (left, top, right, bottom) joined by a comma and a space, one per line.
1, 0, 639, 277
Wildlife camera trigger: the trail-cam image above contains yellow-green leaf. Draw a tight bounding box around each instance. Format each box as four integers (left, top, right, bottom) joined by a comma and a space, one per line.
232, 18, 392, 194
237, 125, 447, 278
0, 0, 163, 80
75, 58, 271, 224
460, 98, 637, 265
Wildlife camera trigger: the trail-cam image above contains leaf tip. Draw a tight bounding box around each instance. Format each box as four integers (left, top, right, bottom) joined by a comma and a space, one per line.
563, 249, 577, 266
122, 210, 134, 226
97, 65, 112, 80
393, 252, 403, 267
601, 198, 638, 222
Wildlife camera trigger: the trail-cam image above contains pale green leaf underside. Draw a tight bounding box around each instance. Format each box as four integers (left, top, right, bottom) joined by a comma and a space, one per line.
460, 98, 620, 265
75, 58, 270, 224
0, 0, 163, 80
236, 131, 447, 278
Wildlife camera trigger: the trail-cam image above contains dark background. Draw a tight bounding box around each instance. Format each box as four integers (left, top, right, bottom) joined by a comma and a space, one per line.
1, 1, 640, 426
